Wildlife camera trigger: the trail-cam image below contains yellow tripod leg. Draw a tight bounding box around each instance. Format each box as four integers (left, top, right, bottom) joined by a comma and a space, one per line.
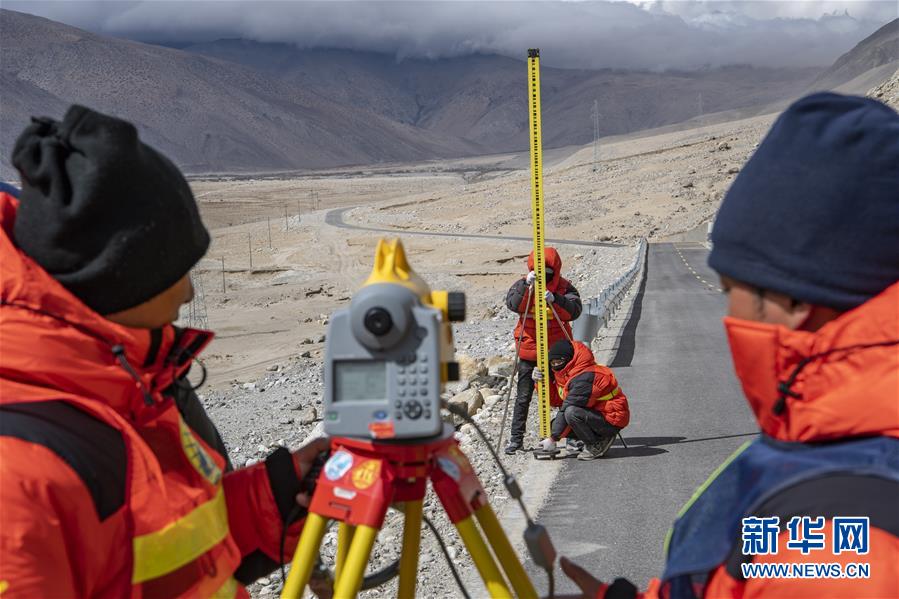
455, 516, 513, 598
335, 522, 356, 582
332, 525, 379, 598
475, 505, 538, 599
398, 500, 423, 598
281, 513, 329, 599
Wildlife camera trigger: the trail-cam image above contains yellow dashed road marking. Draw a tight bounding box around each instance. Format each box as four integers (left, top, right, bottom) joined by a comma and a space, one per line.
675, 246, 721, 293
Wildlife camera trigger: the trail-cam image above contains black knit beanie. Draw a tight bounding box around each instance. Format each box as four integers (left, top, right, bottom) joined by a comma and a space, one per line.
708, 93, 899, 311
548, 340, 574, 369
12, 105, 210, 314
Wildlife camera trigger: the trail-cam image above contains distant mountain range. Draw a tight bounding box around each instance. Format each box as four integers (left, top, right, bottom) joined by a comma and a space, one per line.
812, 18, 898, 92
2, 10, 896, 177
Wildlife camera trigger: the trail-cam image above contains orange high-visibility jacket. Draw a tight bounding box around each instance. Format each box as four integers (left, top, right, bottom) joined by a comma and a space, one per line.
595, 282, 899, 599
0, 193, 305, 597
552, 341, 629, 429
506, 247, 582, 361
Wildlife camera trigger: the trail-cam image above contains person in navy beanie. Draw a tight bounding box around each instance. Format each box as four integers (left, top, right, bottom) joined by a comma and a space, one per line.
558, 93, 899, 598
708, 92, 899, 310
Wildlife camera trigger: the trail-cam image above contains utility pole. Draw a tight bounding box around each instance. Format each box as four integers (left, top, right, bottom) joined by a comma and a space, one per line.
591, 99, 600, 173
247, 233, 253, 269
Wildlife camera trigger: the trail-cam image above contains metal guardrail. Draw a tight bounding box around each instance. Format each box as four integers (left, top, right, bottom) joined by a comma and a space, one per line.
572, 238, 647, 343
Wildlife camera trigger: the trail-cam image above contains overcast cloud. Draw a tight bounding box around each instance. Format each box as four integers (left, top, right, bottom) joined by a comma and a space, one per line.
5, 1, 896, 69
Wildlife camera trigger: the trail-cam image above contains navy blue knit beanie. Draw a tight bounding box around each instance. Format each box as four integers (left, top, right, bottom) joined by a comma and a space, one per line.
708, 93, 899, 311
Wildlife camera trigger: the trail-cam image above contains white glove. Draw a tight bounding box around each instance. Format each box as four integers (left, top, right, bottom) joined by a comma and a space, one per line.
532, 368, 543, 382
526, 271, 537, 286
539, 438, 556, 452
545, 290, 555, 303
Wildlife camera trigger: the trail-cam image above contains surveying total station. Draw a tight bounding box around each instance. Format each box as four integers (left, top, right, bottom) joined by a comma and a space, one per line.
281, 239, 554, 599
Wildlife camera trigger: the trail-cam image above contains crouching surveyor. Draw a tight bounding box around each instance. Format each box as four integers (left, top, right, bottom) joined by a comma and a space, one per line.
535, 339, 629, 460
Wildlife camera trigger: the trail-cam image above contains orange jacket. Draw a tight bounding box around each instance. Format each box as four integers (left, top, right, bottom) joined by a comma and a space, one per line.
552, 341, 629, 429
602, 282, 899, 599
0, 193, 304, 597
506, 247, 582, 361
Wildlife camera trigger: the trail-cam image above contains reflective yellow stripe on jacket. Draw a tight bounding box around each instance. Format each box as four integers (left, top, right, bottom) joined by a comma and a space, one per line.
132, 487, 229, 583
557, 385, 620, 403
597, 386, 621, 401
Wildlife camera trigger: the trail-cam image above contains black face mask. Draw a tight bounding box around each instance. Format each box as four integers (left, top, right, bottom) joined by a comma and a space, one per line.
550, 359, 567, 371
545, 269, 554, 282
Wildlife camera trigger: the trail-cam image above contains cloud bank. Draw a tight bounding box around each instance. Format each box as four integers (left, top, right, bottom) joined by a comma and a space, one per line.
5, 1, 896, 69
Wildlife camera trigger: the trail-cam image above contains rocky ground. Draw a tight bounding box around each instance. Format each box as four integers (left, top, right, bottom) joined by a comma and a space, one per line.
198, 242, 637, 597
185, 102, 830, 597
183, 108, 765, 597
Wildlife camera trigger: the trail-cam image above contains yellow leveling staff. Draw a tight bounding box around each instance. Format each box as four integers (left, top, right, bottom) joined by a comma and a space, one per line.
527, 48, 551, 439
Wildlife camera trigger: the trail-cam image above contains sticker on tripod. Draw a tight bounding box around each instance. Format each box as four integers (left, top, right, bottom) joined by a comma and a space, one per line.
325, 450, 354, 481
437, 457, 461, 482
448, 446, 473, 472
351, 460, 381, 490
368, 420, 395, 439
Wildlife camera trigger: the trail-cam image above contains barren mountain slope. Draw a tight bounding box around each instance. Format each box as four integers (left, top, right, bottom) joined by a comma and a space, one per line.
188, 40, 822, 152
813, 18, 899, 91
0, 10, 483, 178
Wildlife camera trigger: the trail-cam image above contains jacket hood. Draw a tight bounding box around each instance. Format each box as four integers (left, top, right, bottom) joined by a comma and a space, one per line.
554, 341, 596, 385
528, 247, 562, 290
725, 281, 899, 442
0, 192, 211, 421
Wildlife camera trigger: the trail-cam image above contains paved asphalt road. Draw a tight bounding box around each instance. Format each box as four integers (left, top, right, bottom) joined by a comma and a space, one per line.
527, 242, 758, 594
319, 206, 755, 594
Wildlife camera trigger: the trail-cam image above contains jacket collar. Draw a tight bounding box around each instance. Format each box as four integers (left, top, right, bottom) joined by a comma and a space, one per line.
725, 282, 899, 442
0, 193, 212, 421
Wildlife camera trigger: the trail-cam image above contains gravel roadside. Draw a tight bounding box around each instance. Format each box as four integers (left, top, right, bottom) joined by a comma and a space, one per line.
199, 241, 639, 597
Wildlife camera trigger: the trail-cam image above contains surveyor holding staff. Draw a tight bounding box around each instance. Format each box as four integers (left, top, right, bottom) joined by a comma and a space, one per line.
533, 339, 629, 460
558, 93, 899, 598
0, 106, 328, 597
504, 247, 582, 454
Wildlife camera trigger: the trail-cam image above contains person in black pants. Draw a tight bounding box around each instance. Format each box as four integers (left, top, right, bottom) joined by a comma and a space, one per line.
504, 248, 581, 454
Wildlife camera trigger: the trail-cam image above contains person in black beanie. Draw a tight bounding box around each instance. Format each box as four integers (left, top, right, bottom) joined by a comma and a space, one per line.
12, 105, 210, 319
0, 105, 328, 597
559, 93, 899, 598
